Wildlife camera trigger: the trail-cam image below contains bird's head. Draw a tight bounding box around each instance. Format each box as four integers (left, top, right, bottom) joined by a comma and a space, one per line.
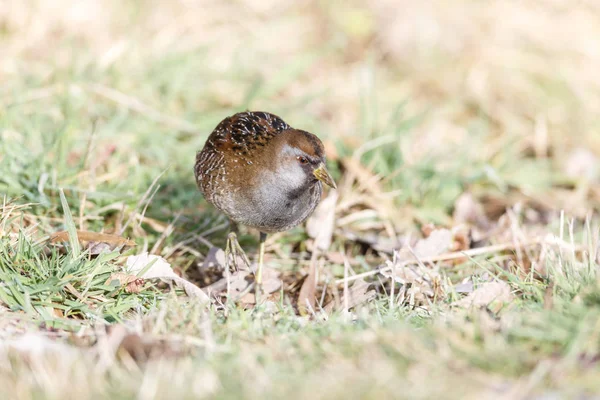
270, 129, 336, 192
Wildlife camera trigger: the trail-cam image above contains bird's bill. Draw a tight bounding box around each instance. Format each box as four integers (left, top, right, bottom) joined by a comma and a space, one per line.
313, 164, 337, 189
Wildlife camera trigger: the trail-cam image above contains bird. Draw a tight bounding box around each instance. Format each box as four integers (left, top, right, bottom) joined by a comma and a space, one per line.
194, 111, 336, 293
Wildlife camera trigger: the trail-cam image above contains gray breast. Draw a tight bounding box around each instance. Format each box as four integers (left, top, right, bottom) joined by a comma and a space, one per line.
230, 181, 322, 233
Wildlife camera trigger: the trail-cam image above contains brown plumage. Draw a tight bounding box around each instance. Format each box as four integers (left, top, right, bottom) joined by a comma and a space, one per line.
194, 111, 336, 287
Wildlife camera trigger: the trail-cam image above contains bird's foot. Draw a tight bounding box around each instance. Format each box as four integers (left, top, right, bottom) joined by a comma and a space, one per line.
224, 231, 252, 272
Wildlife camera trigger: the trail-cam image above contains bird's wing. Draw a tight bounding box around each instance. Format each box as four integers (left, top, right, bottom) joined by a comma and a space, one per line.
210, 111, 290, 154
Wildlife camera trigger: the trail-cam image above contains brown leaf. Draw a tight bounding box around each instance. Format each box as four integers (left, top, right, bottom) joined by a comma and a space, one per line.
170, 276, 211, 300
201, 247, 226, 270
306, 190, 338, 252
451, 225, 471, 252
381, 263, 442, 304
236, 293, 281, 309
336, 230, 404, 254
381, 248, 447, 305
105, 273, 145, 293
410, 228, 453, 259
50, 230, 136, 254
225, 270, 253, 295
212, 267, 280, 304
126, 253, 210, 302
419, 225, 470, 258
237, 292, 257, 306
324, 278, 375, 314
260, 267, 282, 295
453, 281, 514, 312
298, 261, 317, 316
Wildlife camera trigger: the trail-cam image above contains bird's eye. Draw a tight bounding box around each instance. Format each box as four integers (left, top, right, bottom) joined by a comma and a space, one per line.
297, 156, 309, 165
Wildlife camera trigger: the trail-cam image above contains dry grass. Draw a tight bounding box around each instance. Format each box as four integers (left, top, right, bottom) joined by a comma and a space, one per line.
2, 0, 600, 398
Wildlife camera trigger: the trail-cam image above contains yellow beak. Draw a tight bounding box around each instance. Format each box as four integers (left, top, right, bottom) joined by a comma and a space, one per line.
313, 164, 337, 189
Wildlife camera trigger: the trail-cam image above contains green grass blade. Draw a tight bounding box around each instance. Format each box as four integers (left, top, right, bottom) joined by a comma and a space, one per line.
59, 188, 81, 257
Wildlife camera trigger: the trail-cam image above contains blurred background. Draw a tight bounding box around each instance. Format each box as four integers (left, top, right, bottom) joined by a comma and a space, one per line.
3, 2, 600, 398
2, 0, 600, 246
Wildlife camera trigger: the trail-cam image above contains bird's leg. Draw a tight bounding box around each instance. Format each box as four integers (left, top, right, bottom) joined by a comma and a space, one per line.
225, 221, 251, 272
254, 232, 267, 302
256, 232, 267, 285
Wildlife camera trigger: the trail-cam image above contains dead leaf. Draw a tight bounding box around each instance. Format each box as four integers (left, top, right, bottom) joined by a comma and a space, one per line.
381, 248, 447, 305
226, 270, 253, 295
381, 262, 441, 302
87, 242, 113, 255
372, 235, 405, 253
337, 230, 405, 254
105, 273, 145, 293
236, 293, 281, 308
306, 190, 338, 251
452, 225, 471, 252
259, 267, 282, 294
226, 268, 280, 296
50, 230, 135, 254
411, 228, 453, 259
298, 259, 317, 316
201, 247, 226, 270
127, 253, 174, 278
126, 279, 145, 294
324, 278, 375, 313
453, 281, 514, 312
171, 275, 211, 300
126, 253, 210, 303
237, 292, 257, 306
208, 266, 281, 304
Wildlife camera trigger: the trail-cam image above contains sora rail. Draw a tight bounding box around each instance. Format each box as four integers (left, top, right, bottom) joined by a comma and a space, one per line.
194, 111, 336, 288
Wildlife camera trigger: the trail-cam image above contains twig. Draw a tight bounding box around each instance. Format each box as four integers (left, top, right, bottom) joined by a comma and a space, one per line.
119, 169, 166, 235
335, 239, 558, 285
150, 212, 182, 255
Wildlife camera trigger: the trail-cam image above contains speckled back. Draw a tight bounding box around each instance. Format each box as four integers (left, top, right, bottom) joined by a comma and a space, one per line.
194, 111, 290, 213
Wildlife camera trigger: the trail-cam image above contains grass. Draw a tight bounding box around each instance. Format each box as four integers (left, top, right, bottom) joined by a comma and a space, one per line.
1, 0, 600, 398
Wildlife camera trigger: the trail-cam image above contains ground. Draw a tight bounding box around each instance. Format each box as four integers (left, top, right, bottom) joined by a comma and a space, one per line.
1, 1, 600, 399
